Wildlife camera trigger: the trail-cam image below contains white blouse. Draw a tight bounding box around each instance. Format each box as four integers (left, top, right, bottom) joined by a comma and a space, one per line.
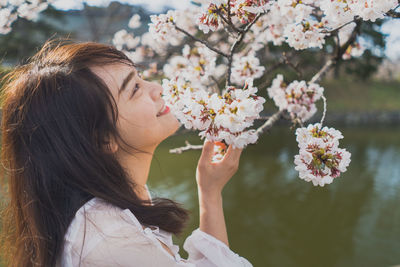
57, 189, 253, 266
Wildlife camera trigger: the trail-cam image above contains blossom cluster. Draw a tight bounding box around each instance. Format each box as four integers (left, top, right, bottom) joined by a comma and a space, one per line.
231, 52, 265, 85
321, 0, 399, 25
294, 123, 351, 187
105, 0, 396, 187
212, 141, 227, 162
163, 44, 218, 85
162, 77, 265, 148
267, 74, 324, 122
246, 0, 398, 51
1, 0, 50, 34
196, 0, 270, 33
148, 10, 183, 46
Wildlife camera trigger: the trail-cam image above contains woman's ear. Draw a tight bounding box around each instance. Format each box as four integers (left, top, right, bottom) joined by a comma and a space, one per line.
104, 136, 119, 154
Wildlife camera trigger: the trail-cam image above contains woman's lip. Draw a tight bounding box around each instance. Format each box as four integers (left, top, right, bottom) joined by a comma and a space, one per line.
157, 105, 170, 116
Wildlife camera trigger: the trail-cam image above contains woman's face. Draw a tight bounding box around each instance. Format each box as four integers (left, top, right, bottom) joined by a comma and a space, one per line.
91, 63, 180, 153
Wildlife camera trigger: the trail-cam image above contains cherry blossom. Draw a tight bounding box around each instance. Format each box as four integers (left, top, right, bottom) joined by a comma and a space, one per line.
128, 14, 141, 29
163, 44, 217, 85
148, 10, 183, 45
162, 77, 265, 148
212, 141, 227, 162
232, 0, 270, 24
267, 75, 324, 122
347, 0, 398, 22
1, 0, 50, 34
75, 0, 398, 186
197, 1, 226, 34
112, 29, 140, 50
319, 0, 355, 28
294, 123, 351, 187
231, 52, 265, 85
277, 0, 314, 24
284, 20, 328, 50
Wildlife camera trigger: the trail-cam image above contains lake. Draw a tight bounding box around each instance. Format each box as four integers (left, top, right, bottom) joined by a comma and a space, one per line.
147, 126, 400, 267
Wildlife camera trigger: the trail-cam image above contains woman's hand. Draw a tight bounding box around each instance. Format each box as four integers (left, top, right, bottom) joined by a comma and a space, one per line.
196, 140, 243, 196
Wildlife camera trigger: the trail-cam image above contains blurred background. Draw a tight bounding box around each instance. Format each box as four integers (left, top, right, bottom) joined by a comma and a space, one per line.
0, 1, 399, 267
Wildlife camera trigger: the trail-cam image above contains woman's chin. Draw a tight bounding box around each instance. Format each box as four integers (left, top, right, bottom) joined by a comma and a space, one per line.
160, 115, 181, 139
170, 118, 181, 135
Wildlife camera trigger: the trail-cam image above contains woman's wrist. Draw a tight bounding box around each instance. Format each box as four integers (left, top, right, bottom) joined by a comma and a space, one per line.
197, 187, 229, 247
198, 188, 223, 211
198, 187, 222, 201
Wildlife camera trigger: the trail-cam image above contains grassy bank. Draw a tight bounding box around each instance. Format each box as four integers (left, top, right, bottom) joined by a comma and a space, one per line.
261, 78, 400, 113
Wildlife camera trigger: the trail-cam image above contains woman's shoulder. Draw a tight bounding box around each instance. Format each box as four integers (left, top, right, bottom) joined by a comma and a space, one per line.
60, 197, 159, 266
64, 197, 144, 248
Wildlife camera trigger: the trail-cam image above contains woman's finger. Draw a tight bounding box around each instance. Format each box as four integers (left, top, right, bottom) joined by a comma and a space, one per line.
222, 144, 243, 164
199, 139, 215, 164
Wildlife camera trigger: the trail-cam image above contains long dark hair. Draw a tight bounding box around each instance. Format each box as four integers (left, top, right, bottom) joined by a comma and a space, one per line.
0, 40, 190, 267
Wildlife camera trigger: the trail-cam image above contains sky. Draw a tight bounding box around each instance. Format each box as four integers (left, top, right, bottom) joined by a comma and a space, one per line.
52, 0, 192, 12
52, 0, 399, 60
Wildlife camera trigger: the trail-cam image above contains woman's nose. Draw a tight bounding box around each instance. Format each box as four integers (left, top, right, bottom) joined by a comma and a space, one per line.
150, 82, 163, 101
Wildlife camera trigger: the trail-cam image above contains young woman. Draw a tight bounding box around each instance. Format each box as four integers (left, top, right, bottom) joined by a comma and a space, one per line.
0, 41, 252, 266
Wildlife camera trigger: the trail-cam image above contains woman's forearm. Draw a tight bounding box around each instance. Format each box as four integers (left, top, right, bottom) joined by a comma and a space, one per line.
198, 189, 229, 247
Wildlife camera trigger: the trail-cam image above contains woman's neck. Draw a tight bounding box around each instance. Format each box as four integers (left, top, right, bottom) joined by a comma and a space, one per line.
115, 149, 154, 202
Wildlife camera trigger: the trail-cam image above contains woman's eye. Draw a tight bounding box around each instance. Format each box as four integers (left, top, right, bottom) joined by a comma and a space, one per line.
129, 83, 140, 99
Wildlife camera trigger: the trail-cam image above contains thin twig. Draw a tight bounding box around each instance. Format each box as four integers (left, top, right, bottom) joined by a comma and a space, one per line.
310, 59, 335, 84
255, 110, 284, 136
256, 116, 271, 120
282, 52, 302, 78
386, 4, 400, 18
320, 19, 357, 34
386, 10, 400, 18
217, 8, 243, 34
169, 140, 203, 154
320, 95, 327, 126
173, 23, 229, 58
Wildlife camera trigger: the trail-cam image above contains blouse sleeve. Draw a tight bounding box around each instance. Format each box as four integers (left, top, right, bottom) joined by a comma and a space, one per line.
183, 228, 253, 267
79, 224, 253, 267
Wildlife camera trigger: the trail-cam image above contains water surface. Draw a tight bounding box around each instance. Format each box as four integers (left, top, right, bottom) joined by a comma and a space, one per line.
148, 126, 400, 267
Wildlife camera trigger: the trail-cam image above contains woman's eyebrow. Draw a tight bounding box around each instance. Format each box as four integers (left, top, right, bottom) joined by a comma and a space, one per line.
118, 70, 136, 96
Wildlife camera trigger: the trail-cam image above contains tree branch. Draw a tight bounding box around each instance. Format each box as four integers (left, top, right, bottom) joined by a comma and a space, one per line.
173, 23, 229, 58
217, 8, 243, 34
386, 10, 400, 18
226, 12, 264, 86
282, 52, 303, 78
320, 19, 357, 34
310, 19, 362, 84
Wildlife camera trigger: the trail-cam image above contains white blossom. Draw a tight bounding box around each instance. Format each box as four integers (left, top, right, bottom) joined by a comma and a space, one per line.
294, 123, 351, 186
347, 0, 398, 22
196, 1, 225, 33
128, 14, 141, 29
267, 75, 324, 122
231, 52, 265, 85
112, 29, 140, 50
284, 20, 327, 50
162, 77, 265, 149
233, 0, 270, 23
163, 44, 217, 86
148, 10, 183, 45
